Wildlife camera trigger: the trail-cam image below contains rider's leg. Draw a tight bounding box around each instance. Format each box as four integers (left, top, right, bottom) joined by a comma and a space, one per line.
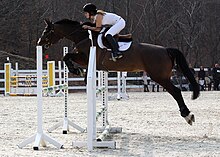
105, 19, 125, 61
105, 34, 122, 60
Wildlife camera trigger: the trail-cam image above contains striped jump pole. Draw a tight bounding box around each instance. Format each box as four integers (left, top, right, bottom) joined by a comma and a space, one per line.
47, 47, 85, 134
42, 84, 68, 95
18, 46, 63, 150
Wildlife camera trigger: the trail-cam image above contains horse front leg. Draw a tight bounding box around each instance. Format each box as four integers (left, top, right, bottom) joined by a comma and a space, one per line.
158, 79, 195, 125
63, 54, 84, 76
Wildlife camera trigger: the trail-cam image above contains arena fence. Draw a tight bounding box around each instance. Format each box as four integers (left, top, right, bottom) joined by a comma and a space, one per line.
0, 65, 149, 94
0, 63, 209, 94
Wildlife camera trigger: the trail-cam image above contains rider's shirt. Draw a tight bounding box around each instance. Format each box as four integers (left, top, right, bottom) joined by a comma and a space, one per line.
94, 12, 122, 26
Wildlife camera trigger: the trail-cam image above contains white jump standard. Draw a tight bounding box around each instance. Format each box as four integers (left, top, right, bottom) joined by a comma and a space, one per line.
18, 46, 63, 150
47, 47, 85, 134
73, 31, 122, 151
116, 72, 129, 100
108, 71, 129, 100
73, 46, 115, 150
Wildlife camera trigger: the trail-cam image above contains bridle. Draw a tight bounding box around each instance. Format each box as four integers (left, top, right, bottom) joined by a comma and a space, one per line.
42, 29, 57, 49
40, 23, 88, 49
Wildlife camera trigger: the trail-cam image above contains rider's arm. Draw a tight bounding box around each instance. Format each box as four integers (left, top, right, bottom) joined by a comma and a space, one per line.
83, 14, 103, 32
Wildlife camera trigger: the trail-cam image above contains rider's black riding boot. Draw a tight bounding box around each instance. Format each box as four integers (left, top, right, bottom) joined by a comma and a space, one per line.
106, 34, 123, 61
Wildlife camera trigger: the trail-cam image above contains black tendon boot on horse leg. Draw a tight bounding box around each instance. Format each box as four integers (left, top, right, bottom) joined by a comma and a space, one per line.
105, 34, 123, 61
63, 55, 84, 76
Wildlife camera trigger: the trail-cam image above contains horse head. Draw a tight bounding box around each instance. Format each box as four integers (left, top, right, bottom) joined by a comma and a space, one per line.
37, 19, 62, 49
37, 19, 89, 49
37, 19, 95, 79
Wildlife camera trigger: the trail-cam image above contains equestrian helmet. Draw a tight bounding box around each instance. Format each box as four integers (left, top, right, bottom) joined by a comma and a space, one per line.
83, 3, 97, 15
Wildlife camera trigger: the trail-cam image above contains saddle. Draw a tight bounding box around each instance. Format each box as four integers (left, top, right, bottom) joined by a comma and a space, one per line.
98, 27, 133, 51
116, 34, 132, 41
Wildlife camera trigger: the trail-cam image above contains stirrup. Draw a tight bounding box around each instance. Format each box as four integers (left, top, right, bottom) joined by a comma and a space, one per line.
117, 52, 123, 59
110, 53, 117, 62
113, 51, 123, 59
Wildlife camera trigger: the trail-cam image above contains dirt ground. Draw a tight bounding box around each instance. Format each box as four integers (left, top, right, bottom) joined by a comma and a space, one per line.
0, 91, 220, 157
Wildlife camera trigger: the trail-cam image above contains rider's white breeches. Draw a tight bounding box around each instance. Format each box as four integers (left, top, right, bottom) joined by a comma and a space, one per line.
104, 18, 126, 36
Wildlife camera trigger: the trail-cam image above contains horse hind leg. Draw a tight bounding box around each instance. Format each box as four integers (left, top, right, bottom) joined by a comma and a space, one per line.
158, 79, 195, 125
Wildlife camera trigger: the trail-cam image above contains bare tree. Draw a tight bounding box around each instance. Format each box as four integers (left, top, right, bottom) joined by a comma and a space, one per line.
0, 0, 219, 68
173, 0, 206, 65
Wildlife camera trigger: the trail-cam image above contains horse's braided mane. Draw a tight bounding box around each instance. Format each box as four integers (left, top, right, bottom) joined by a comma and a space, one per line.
54, 19, 96, 28
55, 19, 80, 26
54, 19, 98, 37
82, 22, 96, 27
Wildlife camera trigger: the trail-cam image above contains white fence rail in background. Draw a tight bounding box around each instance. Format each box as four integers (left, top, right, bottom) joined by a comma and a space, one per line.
1, 67, 211, 94
0, 68, 146, 93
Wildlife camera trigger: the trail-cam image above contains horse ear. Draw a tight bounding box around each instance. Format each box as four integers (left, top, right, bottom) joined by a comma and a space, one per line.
44, 18, 52, 27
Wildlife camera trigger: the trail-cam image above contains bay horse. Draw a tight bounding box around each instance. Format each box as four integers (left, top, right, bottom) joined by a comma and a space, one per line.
37, 19, 200, 125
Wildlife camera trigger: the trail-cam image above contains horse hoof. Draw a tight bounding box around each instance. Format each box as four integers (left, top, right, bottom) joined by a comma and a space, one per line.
184, 113, 195, 125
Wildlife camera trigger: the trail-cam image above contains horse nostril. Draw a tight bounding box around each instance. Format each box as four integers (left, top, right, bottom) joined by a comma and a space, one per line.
44, 44, 49, 49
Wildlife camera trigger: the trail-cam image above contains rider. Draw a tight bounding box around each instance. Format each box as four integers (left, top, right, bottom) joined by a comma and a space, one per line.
82, 3, 125, 61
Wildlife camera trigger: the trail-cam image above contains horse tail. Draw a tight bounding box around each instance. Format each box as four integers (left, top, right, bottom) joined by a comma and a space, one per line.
167, 48, 200, 100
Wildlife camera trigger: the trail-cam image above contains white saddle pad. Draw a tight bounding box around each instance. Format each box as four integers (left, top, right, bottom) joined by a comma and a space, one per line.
97, 29, 132, 51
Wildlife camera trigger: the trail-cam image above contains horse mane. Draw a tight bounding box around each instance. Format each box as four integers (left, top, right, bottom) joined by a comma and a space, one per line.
55, 19, 80, 26
54, 19, 98, 38
54, 19, 96, 28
